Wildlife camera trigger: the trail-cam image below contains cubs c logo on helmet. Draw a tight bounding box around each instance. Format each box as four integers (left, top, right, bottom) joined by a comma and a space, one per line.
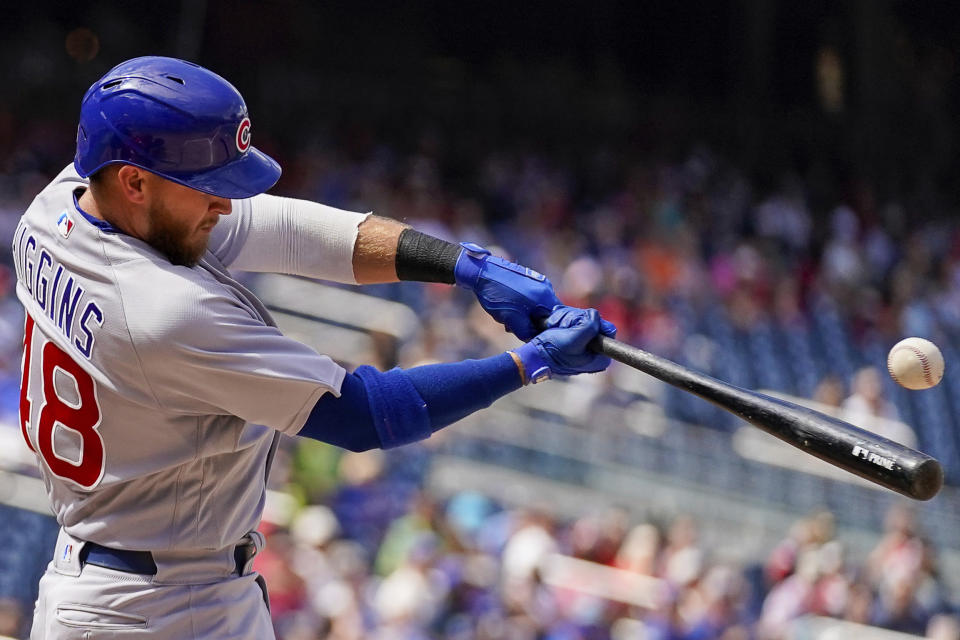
236, 117, 251, 153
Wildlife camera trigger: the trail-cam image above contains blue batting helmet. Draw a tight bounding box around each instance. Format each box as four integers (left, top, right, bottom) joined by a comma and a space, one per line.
74, 56, 281, 199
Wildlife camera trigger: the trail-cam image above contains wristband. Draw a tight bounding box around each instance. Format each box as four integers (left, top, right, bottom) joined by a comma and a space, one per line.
513, 341, 552, 385
395, 229, 461, 284
507, 350, 527, 385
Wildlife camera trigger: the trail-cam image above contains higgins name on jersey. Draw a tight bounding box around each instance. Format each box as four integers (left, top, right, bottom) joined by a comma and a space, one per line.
12, 214, 104, 360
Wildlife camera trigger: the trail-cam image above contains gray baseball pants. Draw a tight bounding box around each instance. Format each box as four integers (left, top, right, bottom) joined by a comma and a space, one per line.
30, 528, 273, 639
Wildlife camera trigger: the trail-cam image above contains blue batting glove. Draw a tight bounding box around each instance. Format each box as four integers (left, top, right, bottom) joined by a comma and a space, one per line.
512, 306, 616, 384
454, 242, 562, 341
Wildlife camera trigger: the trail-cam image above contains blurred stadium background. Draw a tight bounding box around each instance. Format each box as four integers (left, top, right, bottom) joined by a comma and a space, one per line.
2, 1, 960, 638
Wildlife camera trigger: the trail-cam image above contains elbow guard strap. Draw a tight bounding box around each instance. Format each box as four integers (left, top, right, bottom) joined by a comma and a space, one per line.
354, 365, 432, 448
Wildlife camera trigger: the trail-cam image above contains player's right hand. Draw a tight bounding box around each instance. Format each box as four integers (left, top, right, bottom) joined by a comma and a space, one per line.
512, 306, 616, 383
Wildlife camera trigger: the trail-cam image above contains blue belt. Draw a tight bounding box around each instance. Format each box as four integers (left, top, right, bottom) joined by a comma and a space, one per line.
79, 541, 257, 576
79, 543, 157, 574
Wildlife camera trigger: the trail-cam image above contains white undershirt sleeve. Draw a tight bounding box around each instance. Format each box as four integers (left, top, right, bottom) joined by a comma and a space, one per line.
208, 194, 371, 284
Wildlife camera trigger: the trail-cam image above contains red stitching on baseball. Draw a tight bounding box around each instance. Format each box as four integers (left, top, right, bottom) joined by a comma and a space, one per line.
887, 359, 899, 384
890, 344, 934, 386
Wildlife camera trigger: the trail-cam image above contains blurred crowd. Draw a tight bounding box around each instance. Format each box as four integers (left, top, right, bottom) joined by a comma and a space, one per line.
3, 80, 960, 639
252, 442, 959, 640
287, 132, 960, 355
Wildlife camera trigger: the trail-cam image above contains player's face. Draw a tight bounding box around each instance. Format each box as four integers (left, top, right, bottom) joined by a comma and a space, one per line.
145, 178, 232, 267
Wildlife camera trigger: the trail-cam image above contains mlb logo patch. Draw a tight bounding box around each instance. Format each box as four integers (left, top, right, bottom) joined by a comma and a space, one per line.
57, 211, 75, 238
62, 543, 73, 562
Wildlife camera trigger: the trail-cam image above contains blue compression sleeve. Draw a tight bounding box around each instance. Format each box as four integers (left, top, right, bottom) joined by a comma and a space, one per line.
299, 353, 522, 451
403, 353, 522, 430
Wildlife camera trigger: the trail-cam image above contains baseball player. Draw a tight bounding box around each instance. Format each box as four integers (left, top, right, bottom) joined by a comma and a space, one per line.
14, 56, 616, 639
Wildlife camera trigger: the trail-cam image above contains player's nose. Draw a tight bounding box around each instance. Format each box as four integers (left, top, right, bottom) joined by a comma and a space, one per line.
209, 196, 232, 216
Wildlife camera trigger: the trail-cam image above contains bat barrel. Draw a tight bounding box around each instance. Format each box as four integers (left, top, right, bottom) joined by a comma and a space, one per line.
592, 335, 944, 501
731, 389, 944, 501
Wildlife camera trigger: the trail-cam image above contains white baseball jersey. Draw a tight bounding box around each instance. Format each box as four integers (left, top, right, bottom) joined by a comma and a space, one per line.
13, 165, 367, 552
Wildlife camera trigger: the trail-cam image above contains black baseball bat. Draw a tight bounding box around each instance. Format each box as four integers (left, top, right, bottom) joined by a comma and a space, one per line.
590, 334, 943, 501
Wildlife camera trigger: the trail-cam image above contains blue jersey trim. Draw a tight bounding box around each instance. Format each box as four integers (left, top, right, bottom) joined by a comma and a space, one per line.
73, 190, 124, 234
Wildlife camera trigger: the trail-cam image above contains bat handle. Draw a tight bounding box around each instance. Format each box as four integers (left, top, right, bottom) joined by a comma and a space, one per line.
589, 333, 612, 354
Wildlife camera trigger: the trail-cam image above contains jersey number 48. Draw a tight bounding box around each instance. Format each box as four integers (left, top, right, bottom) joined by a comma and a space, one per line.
19, 314, 104, 489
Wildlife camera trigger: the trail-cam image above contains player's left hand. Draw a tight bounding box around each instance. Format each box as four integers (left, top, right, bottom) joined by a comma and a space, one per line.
513, 305, 617, 383
454, 242, 562, 340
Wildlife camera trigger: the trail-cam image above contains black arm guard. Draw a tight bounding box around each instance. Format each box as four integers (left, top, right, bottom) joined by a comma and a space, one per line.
395, 228, 461, 284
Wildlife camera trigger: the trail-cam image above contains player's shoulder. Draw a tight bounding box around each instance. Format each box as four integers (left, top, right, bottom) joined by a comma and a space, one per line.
44, 163, 88, 193
117, 256, 259, 345
28, 163, 87, 203
21, 164, 87, 224
17, 164, 136, 267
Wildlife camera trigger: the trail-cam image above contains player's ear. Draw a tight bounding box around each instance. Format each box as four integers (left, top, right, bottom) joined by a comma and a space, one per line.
116, 165, 148, 204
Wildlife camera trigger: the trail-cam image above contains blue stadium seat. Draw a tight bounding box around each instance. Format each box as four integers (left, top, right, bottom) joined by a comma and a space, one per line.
747, 321, 792, 392
0, 505, 58, 612
782, 323, 822, 397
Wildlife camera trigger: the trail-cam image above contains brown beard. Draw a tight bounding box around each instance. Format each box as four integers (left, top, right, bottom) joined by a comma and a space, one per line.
145, 201, 208, 267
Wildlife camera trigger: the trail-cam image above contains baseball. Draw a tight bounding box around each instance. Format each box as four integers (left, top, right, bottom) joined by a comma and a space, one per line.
887, 337, 945, 390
